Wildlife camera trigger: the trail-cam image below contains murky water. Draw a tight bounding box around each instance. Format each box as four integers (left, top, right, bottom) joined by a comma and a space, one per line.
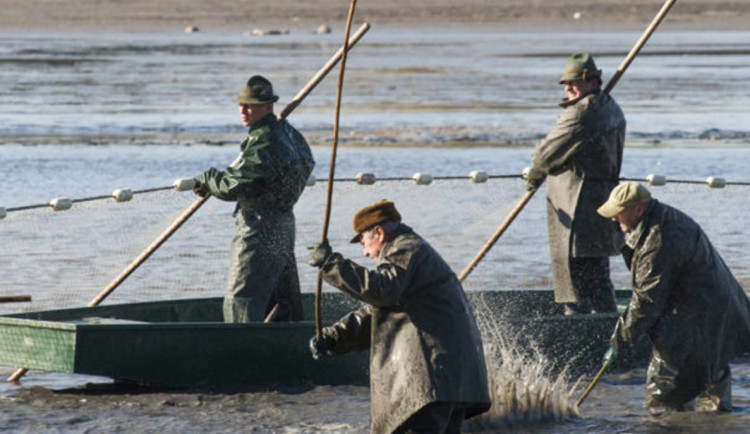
1, 26, 750, 432
1, 27, 749, 143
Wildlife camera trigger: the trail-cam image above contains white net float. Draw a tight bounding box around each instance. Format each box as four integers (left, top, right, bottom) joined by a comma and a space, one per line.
356, 173, 376, 185
306, 174, 316, 187
646, 174, 667, 186
173, 178, 196, 192
0, 207, 6, 220
50, 198, 73, 211
412, 172, 433, 185
111, 188, 134, 202
706, 176, 726, 188
469, 170, 488, 183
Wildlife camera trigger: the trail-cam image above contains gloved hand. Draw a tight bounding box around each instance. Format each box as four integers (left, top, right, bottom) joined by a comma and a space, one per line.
526, 177, 544, 191
522, 167, 545, 191
192, 178, 210, 198
308, 241, 332, 267
601, 346, 618, 372
309, 333, 335, 360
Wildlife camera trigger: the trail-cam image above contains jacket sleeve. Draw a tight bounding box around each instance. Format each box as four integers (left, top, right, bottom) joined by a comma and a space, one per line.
319, 247, 417, 309
194, 135, 275, 201
326, 305, 372, 354
611, 228, 676, 352
530, 104, 587, 176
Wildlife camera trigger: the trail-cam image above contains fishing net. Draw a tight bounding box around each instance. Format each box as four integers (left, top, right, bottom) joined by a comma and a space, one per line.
1, 174, 749, 316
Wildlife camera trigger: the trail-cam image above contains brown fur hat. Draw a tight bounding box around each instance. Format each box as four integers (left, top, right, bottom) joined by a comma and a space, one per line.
349, 200, 402, 243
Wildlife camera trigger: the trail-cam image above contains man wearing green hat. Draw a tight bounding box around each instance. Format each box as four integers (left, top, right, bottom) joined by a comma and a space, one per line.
307, 200, 490, 433
525, 52, 626, 315
598, 181, 750, 412
193, 75, 315, 323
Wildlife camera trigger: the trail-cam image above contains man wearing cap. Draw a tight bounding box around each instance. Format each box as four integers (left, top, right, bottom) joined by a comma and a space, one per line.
598, 181, 750, 412
307, 200, 490, 433
525, 52, 626, 315
193, 75, 314, 323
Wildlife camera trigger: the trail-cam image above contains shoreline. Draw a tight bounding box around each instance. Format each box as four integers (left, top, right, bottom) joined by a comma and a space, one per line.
0, 0, 747, 32
2, 132, 748, 150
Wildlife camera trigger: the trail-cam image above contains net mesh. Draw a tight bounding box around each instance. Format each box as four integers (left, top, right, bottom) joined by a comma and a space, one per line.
1, 176, 749, 316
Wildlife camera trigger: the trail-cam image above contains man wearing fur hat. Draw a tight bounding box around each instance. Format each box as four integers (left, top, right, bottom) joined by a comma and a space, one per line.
193, 75, 314, 323
599, 182, 750, 412
308, 200, 490, 433
525, 52, 626, 315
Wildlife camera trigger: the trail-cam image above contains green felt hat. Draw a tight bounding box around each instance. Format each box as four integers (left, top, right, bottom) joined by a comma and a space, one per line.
559, 52, 602, 83
234, 75, 279, 104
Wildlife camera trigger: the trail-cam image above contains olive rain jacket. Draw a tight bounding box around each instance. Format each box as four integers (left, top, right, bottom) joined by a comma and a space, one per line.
611, 199, 750, 407
530, 90, 625, 303
318, 224, 491, 434
195, 114, 314, 322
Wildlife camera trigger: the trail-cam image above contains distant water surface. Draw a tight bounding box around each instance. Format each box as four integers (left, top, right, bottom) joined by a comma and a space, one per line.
1, 26, 750, 433
0, 27, 748, 145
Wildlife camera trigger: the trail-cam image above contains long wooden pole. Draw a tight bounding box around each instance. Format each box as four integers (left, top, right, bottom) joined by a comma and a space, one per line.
89, 21, 370, 309
457, 0, 677, 283
316, 0, 358, 339
604, 0, 677, 94
0, 295, 31, 303
574, 0, 678, 407
458, 189, 536, 282
7, 22, 371, 384
575, 359, 610, 407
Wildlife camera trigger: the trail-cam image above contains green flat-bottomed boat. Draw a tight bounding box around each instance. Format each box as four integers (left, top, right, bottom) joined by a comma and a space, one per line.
0, 290, 642, 387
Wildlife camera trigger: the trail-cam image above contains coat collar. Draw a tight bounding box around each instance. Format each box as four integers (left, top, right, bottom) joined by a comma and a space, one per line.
247, 113, 276, 133
559, 87, 601, 108
624, 199, 659, 249
377, 223, 412, 261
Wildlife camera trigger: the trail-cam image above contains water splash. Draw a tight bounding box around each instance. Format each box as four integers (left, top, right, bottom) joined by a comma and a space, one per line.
467, 297, 581, 431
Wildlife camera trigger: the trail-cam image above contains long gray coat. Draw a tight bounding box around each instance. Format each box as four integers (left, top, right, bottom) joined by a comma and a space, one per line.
530, 90, 625, 303
611, 200, 750, 407
319, 224, 491, 434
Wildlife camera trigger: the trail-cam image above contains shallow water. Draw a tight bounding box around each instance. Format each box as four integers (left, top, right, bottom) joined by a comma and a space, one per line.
1, 26, 750, 432
1, 27, 748, 143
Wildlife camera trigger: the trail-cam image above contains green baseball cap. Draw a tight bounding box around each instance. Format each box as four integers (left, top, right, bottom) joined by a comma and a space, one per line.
234, 75, 279, 105
559, 52, 602, 83
597, 182, 652, 218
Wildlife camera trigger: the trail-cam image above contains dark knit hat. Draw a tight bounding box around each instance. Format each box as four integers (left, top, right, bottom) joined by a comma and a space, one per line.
349, 200, 402, 243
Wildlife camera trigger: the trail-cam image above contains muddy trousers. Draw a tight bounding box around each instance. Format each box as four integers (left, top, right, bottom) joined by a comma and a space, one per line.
393, 402, 466, 434
645, 350, 732, 413
223, 208, 303, 323
564, 256, 617, 315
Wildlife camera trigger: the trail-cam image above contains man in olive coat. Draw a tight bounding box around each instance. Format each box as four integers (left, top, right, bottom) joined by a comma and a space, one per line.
525, 52, 625, 315
308, 200, 490, 433
599, 182, 750, 412
193, 75, 315, 323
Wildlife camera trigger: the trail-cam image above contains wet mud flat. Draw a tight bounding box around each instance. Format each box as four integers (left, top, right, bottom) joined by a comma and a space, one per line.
4, 358, 750, 433
0, 381, 371, 433
0, 0, 748, 30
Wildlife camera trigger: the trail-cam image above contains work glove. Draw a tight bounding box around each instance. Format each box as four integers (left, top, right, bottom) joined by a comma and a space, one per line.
601, 346, 618, 372
192, 178, 210, 198
522, 167, 545, 191
526, 177, 544, 191
308, 241, 332, 267
309, 333, 335, 360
